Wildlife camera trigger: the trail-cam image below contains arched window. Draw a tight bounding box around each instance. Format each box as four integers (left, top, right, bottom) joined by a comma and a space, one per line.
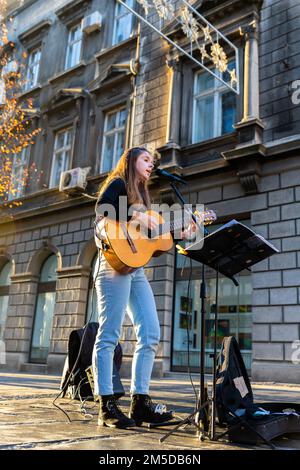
0, 261, 12, 342
85, 255, 98, 324
29, 254, 57, 363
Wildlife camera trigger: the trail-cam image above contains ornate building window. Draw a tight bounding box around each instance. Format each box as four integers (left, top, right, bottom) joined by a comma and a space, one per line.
192, 61, 237, 143
29, 255, 57, 363
50, 128, 74, 188
24, 47, 41, 90
85, 255, 98, 323
8, 146, 31, 200
100, 107, 127, 173
65, 22, 83, 70
0, 261, 12, 343
112, 0, 134, 45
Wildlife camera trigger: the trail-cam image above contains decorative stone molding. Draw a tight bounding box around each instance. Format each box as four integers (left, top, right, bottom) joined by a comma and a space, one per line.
18, 19, 52, 49
0, 251, 14, 273
221, 14, 265, 195
76, 238, 97, 267
222, 143, 266, 194
56, 265, 91, 278
26, 242, 62, 276
239, 20, 260, 124
48, 61, 86, 86
237, 158, 262, 194
156, 142, 182, 169
94, 35, 138, 62
10, 272, 39, 284
234, 118, 265, 147
55, 0, 91, 25
166, 49, 182, 146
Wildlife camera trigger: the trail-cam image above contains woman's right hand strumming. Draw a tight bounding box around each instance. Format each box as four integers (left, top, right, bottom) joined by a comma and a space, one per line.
132, 211, 159, 231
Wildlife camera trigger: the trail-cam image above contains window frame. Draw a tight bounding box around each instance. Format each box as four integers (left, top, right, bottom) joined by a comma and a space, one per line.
112, 0, 134, 46
49, 127, 74, 188
8, 146, 31, 201
85, 255, 98, 323
0, 261, 12, 342
192, 61, 237, 144
29, 254, 57, 364
24, 46, 41, 91
64, 22, 83, 70
100, 106, 127, 174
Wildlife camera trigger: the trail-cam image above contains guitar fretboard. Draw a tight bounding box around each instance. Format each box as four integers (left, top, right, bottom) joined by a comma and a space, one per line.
158, 213, 196, 235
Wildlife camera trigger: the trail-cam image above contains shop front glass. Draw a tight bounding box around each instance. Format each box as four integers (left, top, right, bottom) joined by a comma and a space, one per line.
172, 223, 252, 373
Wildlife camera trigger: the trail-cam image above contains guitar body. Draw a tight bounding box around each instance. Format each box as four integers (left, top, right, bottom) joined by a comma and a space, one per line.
97, 208, 216, 274
103, 210, 173, 274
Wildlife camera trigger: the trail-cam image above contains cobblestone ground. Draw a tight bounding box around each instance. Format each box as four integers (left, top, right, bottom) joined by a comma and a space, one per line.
0, 372, 300, 451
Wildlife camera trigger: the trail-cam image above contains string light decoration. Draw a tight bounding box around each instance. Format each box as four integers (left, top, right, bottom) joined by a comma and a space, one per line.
0, 0, 42, 212
120, 0, 239, 93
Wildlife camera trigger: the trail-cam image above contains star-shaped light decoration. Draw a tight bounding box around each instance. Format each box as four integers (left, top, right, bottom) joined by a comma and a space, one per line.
136, 0, 151, 15
153, 0, 175, 21
199, 43, 209, 62
229, 68, 237, 87
210, 42, 228, 73
179, 6, 199, 42
201, 25, 212, 42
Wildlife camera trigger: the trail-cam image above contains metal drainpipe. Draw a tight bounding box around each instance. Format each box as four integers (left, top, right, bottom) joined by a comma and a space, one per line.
128, 20, 141, 148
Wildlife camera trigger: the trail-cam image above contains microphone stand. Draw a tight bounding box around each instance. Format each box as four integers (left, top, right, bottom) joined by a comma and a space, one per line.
157, 180, 210, 442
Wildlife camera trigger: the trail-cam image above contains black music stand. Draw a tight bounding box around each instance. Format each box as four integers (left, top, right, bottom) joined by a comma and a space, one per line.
160, 220, 279, 444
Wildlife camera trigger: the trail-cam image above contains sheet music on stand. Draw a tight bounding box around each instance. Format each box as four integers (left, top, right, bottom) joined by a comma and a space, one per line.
180, 219, 279, 284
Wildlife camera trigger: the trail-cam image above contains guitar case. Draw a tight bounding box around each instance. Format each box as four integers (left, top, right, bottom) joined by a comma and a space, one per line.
216, 336, 300, 445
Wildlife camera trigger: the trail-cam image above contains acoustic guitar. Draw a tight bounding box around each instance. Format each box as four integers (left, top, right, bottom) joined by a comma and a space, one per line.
95, 209, 216, 274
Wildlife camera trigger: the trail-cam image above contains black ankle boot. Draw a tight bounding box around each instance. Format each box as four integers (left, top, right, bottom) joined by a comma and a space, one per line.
98, 395, 136, 428
129, 394, 173, 426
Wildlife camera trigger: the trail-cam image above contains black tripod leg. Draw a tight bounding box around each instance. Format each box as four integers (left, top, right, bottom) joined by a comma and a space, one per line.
210, 266, 219, 440
159, 399, 211, 444
159, 410, 198, 444
148, 419, 183, 429
195, 398, 210, 440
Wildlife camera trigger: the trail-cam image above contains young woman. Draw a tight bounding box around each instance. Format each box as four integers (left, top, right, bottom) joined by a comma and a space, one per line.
92, 146, 196, 428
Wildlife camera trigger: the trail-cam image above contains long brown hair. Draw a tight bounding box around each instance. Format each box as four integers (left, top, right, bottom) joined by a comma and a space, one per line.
98, 147, 152, 208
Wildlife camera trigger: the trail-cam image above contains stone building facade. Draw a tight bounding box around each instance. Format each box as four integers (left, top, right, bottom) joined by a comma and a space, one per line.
0, 0, 300, 383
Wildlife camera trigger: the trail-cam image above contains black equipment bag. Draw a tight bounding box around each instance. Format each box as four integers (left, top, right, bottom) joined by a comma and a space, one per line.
60, 322, 125, 401
216, 336, 300, 444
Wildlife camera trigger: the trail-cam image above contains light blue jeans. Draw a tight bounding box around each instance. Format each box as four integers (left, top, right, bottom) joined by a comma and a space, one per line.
92, 253, 160, 396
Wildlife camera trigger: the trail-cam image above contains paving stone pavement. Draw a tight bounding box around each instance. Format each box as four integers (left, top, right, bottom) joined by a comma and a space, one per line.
0, 372, 300, 451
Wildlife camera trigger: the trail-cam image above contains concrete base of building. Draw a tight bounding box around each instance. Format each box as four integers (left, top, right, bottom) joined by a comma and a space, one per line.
47, 353, 66, 376
0, 352, 29, 372
0, 352, 66, 377
252, 361, 300, 384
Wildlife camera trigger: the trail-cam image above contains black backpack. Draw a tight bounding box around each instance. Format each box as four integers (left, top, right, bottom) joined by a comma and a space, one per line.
60, 322, 124, 400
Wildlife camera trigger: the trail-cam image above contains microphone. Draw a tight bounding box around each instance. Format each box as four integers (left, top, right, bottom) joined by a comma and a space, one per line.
155, 168, 187, 185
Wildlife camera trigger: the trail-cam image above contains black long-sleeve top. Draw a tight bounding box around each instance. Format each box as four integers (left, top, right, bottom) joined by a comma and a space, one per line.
95, 177, 131, 222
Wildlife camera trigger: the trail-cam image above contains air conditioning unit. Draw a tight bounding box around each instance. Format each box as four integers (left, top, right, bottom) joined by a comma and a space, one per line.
2, 60, 19, 77
59, 167, 91, 195
82, 11, 102, 34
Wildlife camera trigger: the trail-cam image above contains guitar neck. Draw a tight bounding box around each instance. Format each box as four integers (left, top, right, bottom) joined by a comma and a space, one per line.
159, 213, 194, 235
158, 210, 214, 235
